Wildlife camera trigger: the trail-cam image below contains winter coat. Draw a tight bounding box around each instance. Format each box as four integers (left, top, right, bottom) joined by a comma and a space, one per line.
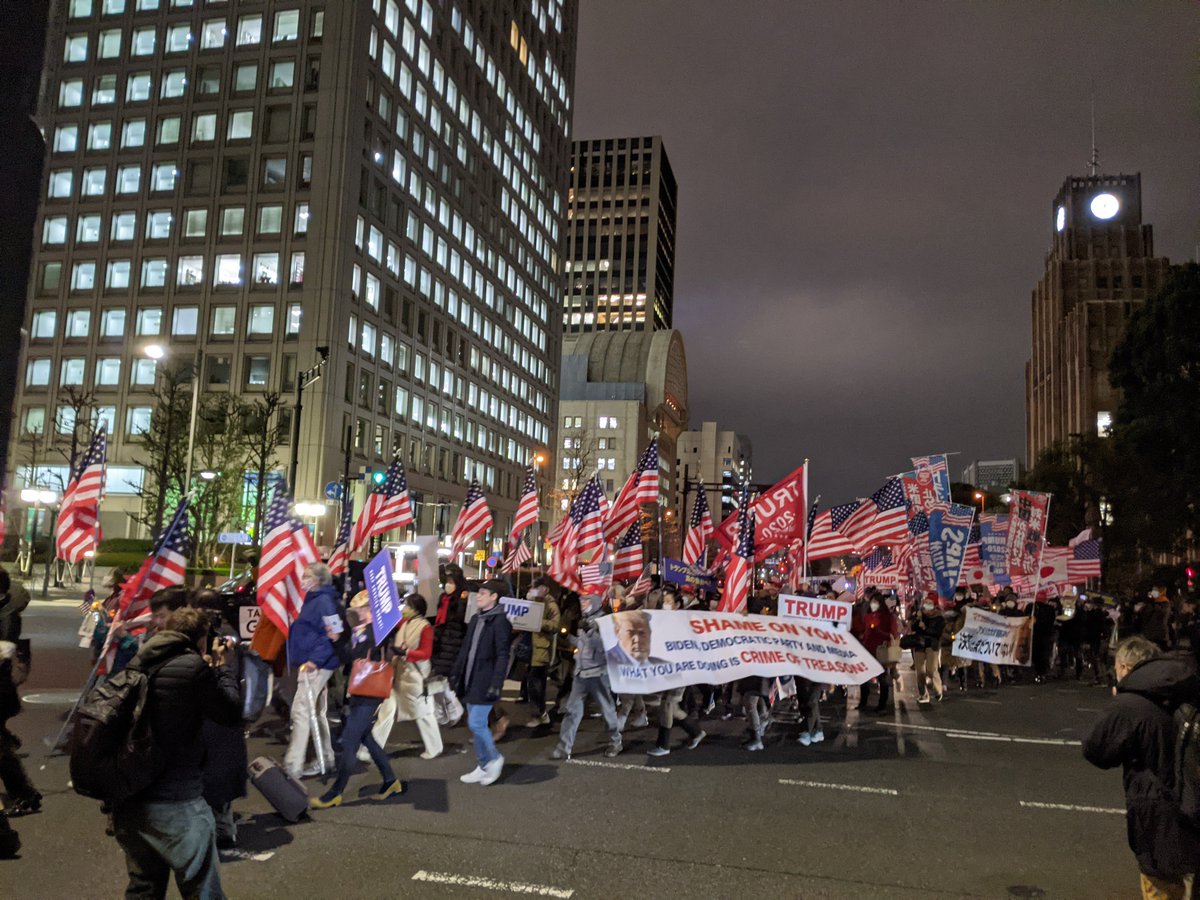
449, 604, 513, 705
910, 611, 945, 651
286, 584, 340, 671
129, 631, 241, 804
201, 621, 248, 808
432, 588, 470, 677
0, 582, 30, 643
853, 606, 899, 655
1083, 654, 1200, 879
572, 610, 608, 679
0, 657, 20, 725
392, 615, 434, 720
1141, 601, 1172, 645
531, 598, 561, 668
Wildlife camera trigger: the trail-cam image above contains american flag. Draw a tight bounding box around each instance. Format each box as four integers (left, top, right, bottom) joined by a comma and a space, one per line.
114, 496, 192, 631
718, 484, 754, 613
612, 519, 644, 581
580, 555, 613, 592
682, 483, 713, 566
1068, 527, 1094, 548
569, 476, 608, 563
605, 438, 659, 541
327, 495, 354, 576
911, 454, 951, 502
785, 539, 805, 592
56, 425, 107, 564
853, 479, 909, 549
805, 501, 862, 559
1068, 539, 1102, 580
501, 539, 532, 573
629, 566, 653, 597
257, 484, 320, 635
450, 479, 494, 556
509, 465, 539, 545
350, 457, 414, 553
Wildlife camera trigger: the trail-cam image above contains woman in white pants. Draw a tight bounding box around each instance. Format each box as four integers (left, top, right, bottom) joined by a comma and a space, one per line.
369, 594, 442, 759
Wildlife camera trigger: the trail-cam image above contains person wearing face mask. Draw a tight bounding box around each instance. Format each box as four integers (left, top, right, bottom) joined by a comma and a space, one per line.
311, 592, 404, 809
429, 566, 470, 726
909, 595, 946, 703
283, 562, 340, 780
550, 591, 622, 761
853, 591, 899, 711
367, 594, 442, 760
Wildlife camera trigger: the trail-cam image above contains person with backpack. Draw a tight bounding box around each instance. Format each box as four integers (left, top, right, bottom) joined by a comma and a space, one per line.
1083, 636, 1200, 899
283, 562, 341, 780
110, 606, 241, 900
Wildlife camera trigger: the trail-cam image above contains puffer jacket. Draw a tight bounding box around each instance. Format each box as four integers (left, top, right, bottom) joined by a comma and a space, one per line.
432, 588, 470, 677
130, 631, 240, 804
1083, 653, 1200, 879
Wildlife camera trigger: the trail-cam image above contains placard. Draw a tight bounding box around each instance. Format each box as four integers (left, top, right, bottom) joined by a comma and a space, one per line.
464, 593, 545, 632
777, 593, 853, 630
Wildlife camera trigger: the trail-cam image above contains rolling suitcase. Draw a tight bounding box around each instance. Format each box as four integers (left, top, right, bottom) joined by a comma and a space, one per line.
248, 756, 308, 823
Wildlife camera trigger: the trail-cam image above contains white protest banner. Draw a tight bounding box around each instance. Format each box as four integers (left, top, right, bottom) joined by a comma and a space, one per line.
777, 593, 853, 630
597, 609, 882, 693
464, 593, 545, 633
950, 606, 1034, 667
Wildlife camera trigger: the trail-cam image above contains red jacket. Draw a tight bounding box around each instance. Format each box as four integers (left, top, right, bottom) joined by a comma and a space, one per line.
853, 606, 898, 654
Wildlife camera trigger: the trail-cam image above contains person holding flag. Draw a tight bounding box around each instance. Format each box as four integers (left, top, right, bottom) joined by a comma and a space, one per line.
283, 561, 340, 780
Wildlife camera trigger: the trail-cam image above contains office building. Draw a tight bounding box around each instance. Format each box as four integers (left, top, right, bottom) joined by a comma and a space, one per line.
15, 0, 578, 548
960, 458, 1019, 493
1025, 172, 1169, 464
562, 135, 676, 339
676, 421, 752, 524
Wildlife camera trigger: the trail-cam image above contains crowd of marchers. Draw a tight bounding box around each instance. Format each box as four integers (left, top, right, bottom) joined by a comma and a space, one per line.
0, 565, 1198, 900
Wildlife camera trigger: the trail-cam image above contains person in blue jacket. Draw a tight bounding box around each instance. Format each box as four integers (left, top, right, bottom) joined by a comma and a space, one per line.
284, 562, 342, 779
450, 579, 513, 786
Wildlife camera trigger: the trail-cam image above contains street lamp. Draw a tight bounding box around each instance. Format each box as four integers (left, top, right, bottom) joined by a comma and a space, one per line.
199, 470, 217, 481
531, 452, 547, 566
973, 491, 985, 517
293, 501, 326, 543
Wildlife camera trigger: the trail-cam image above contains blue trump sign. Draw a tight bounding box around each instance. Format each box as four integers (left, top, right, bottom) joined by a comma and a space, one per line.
364, 549, 403, 645
663, 558, 718, 592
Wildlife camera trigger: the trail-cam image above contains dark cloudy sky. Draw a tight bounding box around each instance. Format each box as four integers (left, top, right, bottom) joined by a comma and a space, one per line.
572, 2, 1199, 501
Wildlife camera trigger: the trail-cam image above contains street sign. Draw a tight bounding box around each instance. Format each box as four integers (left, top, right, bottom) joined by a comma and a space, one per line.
324, 481, 343, 501
238, 606, 261, 639
219, 531, 252, 545
473, 549, 487, 562
486, 555, 499, 568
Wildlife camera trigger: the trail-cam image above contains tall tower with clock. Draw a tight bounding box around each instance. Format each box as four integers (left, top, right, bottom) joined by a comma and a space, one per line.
1025, 172, 1170, 465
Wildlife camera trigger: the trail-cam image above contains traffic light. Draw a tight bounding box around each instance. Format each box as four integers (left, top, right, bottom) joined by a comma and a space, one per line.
372, 470, 386, 485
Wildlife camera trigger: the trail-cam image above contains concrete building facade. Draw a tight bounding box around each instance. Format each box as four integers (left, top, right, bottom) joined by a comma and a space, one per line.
14, 0, 578, 549
675, 422, 751, 526
1025, 173, 1169, 465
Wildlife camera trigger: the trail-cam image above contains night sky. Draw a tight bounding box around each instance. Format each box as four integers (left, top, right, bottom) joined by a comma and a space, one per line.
573, 2, 1199, 501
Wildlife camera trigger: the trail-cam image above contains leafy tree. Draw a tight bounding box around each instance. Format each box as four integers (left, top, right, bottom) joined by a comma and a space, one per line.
1108, 263, 1200, 560
131, 366, 191, 539
190, 394, 251, 566
239, 392, 288, 543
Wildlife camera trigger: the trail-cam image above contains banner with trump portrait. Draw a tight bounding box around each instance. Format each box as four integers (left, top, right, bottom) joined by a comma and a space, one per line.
597, 609, 882, 693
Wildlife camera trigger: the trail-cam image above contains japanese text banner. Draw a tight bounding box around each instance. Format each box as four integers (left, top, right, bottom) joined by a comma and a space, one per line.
950, 607, 1033, 667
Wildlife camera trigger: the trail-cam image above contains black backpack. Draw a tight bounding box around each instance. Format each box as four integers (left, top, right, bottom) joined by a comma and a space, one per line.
1174, 700, 1200, 823
69, 657, 169, 804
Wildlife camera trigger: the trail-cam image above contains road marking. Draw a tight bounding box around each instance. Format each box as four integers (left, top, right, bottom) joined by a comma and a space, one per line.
565, 757, 671, 774
959, 698, 1002, 705
220, 848, 275, 862
21, 690, 83, 705
412, 870, 574, 898
879, 721, 1076, 745
1019, 801, 1123, 815
946, 732, 1077, 746
779, 778, 898, 796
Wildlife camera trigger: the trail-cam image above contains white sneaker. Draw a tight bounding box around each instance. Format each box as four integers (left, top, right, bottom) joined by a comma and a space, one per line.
810, 730, 825, 744
797, 731, 812, 747
687, 730, 707, 750
647, 746, 671, 757
459, 766, 486, 784
419, 751, 440, 760
479, 754, 505, 786
356, 748, 371, 763
629, 715, 650, 729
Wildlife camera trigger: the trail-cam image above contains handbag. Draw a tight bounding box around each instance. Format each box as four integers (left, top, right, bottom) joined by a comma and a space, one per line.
347, 654, 392, 699
876, 642, 903, 664
898, 633, 921, 651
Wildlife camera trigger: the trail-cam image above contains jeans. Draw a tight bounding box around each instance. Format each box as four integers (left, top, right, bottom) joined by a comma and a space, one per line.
329, 698, 394, 797
113, 796, 224, 900
557, 674, 621, 753
742, 691, 768, 734
284, 668, 334, 776
466, 703, 500, 767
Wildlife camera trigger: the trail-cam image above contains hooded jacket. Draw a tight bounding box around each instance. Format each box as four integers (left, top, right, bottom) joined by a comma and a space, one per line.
286, 584, 341, 670
1083, 654, 1200, 879
131, 631, 241, 803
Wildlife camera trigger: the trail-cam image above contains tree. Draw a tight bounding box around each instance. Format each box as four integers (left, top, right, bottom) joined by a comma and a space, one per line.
131, 366, 191, 539
1108, 263, 1200, 561
51, 386, 99, 475
549, 425, 596, 513
189, 394, 251, 567
239, 392, 288, 543
1020, 436, 1120, 546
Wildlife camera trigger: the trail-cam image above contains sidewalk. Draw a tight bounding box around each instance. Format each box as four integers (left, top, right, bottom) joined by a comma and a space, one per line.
14, 566, 113, 603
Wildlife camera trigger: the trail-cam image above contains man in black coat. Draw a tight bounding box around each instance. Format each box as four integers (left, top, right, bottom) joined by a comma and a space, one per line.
112, 606, 241, 900
450, 579, 513, 787
1083, 636, 1200, 898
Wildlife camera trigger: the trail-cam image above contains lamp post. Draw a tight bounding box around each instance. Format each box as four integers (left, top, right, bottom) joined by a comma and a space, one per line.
973, 491, 986, 518
21, 487, 58, 598
293, 501, 327, 544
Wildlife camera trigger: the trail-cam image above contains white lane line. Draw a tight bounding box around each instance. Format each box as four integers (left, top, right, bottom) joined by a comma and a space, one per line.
959, 698, 1002, 705
946, 732, 1076, 746
1019, 801, 1124, 815
779, 778, 899, 796
412, 870, 573, 898
565, 757, 671, 774
879, 721, 1076, 745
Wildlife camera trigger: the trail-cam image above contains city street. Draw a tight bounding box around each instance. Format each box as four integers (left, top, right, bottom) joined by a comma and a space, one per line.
3, 599, 1139, 899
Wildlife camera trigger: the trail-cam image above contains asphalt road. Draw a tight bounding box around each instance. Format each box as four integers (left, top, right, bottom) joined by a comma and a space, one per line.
4, 601, 1138, 899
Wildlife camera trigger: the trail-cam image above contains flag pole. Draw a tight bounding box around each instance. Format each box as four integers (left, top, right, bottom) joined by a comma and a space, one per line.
653, 432, 664, 583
